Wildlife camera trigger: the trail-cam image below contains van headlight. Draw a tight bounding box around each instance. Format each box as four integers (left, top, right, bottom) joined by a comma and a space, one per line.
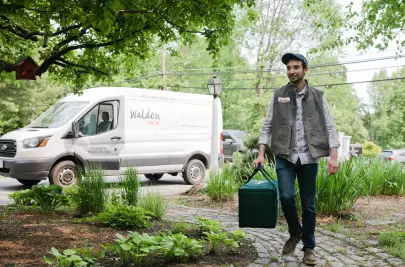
23, 136, 51, 148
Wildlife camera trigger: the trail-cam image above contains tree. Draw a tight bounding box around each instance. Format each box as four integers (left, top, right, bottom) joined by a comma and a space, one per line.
0, 0, 254, 91
321, 0, 405, 52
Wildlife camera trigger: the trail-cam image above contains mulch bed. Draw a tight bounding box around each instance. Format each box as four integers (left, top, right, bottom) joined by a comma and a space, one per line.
0, 206, 257, 267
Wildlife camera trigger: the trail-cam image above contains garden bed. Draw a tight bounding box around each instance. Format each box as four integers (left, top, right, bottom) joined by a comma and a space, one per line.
0, 206, 257, 267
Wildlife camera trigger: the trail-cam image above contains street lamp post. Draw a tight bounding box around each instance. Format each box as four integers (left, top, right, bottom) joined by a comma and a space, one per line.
207, 75, 222, 170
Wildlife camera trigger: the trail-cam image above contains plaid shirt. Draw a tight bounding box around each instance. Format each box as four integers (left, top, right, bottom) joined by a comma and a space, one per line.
259, 86, 340, 165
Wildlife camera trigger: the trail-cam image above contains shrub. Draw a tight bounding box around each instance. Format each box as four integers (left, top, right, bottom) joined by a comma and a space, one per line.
83, 203, 152, 229
362, 142, 382, 157
138, 192, 167, 220
205, 163, 240, 202
120, 167, 140, 206
9, 185, 68, 212
68, 166, 107, 215
195, 217, 221, 233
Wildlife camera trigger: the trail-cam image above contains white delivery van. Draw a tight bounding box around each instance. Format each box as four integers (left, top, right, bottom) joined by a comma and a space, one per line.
0, 87, 223, 186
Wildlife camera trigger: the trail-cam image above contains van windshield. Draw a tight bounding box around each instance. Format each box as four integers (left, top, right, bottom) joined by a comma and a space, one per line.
29, 101, 89, 128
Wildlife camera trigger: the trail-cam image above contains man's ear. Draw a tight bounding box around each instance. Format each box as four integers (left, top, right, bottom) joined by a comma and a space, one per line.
304, 66, 309, 74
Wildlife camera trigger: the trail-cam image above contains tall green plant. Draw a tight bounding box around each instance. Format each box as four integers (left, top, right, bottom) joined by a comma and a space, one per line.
69, 165, 107, 215
138, 192, 167, 220
315, 158, 365, 215
120, 167, 140, 206
205, 164, 240, 202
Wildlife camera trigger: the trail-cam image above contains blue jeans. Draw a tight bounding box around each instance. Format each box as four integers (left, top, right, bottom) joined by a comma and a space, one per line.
275, 157, 318, 250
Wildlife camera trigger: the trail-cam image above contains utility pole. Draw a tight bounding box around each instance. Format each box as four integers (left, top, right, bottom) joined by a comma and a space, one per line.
161, 47, 166, 90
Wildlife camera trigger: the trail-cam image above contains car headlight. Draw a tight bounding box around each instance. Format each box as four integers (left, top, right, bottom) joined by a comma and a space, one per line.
23, 136, 51, 149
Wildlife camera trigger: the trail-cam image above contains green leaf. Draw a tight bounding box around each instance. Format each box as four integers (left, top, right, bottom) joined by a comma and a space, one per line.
120, 243, 132, 251
50, 247, 61, 257
43, 256, 53, 265
63, 249, 76, 256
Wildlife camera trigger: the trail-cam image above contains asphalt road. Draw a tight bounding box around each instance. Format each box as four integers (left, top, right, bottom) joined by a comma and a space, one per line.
0, 174, 193, 205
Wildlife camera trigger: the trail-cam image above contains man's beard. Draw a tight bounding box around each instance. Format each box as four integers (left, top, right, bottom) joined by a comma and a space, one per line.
288, 75, 304, 84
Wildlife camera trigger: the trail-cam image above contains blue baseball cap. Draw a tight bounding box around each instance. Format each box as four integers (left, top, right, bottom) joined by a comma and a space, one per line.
282, 53, 308, 66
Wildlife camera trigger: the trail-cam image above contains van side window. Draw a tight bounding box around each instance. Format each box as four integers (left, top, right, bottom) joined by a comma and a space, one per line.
78, 101, 117, 136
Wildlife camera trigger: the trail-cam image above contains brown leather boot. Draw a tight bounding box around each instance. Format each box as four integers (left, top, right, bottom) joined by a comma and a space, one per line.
303, 249, 317, 265
282, 234, 301, 255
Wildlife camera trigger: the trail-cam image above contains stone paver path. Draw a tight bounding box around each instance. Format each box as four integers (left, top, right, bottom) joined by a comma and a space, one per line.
166, 205, 404, 267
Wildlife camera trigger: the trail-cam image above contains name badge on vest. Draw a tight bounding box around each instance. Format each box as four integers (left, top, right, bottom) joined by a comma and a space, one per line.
278, 97, 290, 103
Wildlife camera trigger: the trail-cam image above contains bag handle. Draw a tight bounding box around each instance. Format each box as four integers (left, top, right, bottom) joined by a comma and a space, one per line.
244, 163, 275, 184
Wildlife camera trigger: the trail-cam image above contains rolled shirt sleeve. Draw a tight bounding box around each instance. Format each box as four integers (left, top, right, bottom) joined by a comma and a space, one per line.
258, 95, 274, 145
322, 96, 340, 148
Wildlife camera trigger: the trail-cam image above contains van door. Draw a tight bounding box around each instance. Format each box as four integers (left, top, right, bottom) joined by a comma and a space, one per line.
73, 99, 124, 176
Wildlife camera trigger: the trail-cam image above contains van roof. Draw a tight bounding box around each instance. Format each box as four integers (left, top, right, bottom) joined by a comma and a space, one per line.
61, 87, 212, 102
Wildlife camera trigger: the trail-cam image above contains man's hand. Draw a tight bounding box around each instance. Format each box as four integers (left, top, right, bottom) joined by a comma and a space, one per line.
328, 148, 339, 175
254, 155, 265, 169
254, 144, 266, 168
328, 157, 339, 175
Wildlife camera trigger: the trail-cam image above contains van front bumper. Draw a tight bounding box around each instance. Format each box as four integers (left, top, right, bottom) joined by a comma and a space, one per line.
0, 159, 53, 180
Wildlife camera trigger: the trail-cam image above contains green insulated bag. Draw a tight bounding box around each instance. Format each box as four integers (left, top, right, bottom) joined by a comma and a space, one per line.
238, 165, 279, 228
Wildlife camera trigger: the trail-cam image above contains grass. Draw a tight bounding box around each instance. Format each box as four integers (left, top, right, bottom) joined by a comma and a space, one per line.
138, 191, 167, 220
119, 167, 140, 206
68, 165, 107, 215
325, 221, 344, 233
205, 163, 240, 202
378, 230, 405, 260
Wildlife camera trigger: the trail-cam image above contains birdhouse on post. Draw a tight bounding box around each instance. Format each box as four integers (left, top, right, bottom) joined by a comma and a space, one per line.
15, 57, 39, 80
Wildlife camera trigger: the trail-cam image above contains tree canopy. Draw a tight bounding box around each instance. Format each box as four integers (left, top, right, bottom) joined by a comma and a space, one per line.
0, 0, 254, 90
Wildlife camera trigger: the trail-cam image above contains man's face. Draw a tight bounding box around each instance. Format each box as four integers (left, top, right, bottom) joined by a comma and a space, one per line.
286, 59, 308, 84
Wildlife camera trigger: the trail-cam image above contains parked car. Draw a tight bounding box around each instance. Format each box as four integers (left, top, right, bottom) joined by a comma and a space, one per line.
378, 150, 396, 161
378, 149, 405, 164
223, 130, 246, 162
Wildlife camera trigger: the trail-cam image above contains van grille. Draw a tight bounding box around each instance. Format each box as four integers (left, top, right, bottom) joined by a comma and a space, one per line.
0, 140, 17, 157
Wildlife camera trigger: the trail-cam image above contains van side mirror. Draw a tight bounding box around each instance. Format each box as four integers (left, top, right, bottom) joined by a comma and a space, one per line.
72, 122, 84, 138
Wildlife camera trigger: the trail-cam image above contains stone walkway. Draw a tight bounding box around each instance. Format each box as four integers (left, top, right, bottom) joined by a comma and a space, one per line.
166, 205, 404, 267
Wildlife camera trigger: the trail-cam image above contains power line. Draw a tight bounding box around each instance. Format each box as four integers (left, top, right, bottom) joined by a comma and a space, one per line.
166, 76, 405, 91
182, 64, 405, 83
164, 54, 405, 75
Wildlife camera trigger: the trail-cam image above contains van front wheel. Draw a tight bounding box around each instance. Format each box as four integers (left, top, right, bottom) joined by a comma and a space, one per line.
144, 173, 164, 181
49, 161, 78, 187
183, 159, 206, 185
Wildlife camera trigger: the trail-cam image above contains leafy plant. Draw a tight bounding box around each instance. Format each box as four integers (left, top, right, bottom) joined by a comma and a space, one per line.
158, 233, 205, 262
138, 192, 167, 220
43, 247, 97, 266
9, 185, 68, 212
9, 189, 35, 206
205, 163, 240, 202
195, 217, 221, 233
120, 167, 140, 206
229, 229, 248, 243
83, 203, 152, 229
114, 232, 159, 266
68, 166, 107, 215
204, 231, 238, 255
172, 222, 199, 236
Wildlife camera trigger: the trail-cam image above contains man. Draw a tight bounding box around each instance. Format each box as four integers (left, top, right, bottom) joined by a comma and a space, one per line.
254, 53, 339, 266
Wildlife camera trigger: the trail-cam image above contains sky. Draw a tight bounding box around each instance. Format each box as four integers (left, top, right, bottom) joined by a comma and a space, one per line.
338, 0, 405, 106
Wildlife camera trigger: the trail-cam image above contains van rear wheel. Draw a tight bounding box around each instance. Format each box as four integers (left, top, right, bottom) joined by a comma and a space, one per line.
49, 160, 78, 187
183, 159, 206, 185
17, 179, 41, 186
144, 173, 164, 181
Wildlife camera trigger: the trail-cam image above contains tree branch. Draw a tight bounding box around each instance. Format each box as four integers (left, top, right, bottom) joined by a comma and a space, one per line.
55, 28, 88, 50
37, 32, 136, 76
56, 58, 109, 76
0, 16, 42, 41
0, 60, 15, 73
51, 24, 83, 37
